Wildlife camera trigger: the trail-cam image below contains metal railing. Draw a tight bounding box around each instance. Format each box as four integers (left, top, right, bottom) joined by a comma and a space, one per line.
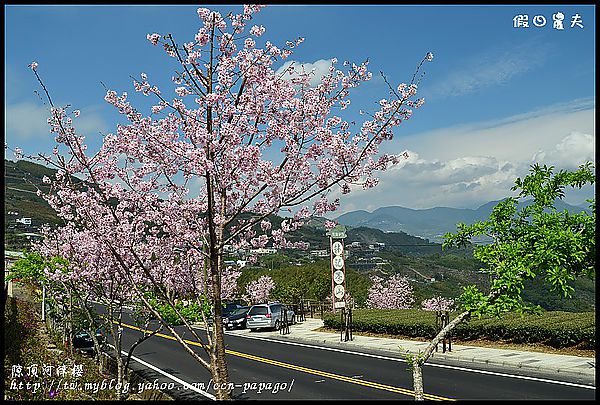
287, 299, 332, 320
435, 310, 452, 352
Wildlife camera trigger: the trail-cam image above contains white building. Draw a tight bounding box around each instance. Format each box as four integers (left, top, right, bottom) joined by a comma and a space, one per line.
249, 248, 277, 255
310, 249, 329, 258
16, 217, 32, 225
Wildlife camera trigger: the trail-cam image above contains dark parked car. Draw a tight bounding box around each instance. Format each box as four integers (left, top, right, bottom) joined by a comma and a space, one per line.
207, 302, 245, 326
72, 329, 104, 354
222, 302, 244, 317
223, 306, 250, 330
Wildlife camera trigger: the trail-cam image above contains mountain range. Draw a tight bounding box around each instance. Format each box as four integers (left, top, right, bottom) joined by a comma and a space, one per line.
336, 200, 593, 243
5, 158, 592, 246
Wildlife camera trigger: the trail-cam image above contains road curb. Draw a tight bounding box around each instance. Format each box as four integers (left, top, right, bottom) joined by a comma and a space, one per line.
249, 326, 595, 385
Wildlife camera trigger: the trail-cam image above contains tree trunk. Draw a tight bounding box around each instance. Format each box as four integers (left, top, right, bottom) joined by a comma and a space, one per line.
78, 292, 104, 374
68, 291, 74, 357
124, 319, 162, 378
210, 332, 231, 400
412, 363, 424, 401
209, 258, 231, 400
116, 322, 126, 400
89, 318, 103, 374
108, 304, 127, 400
204, 18, 231, 399
411, 310, 470, 400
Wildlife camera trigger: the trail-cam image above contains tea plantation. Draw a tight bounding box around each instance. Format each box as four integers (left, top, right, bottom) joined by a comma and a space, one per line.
323, 309, 595, 349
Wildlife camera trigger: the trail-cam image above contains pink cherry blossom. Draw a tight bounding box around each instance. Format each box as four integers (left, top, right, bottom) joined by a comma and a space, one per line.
249, 25, 266, 37
245, 275, 275, 304
25, 4, 432, 399
324, 220, 337, 230
367, 275, 414, 309
244, 38, 256, 49
146, 33, 160, 46
421, 296, 455, 312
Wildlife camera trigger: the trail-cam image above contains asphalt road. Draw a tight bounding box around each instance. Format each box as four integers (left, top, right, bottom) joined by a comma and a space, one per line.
101, 314, 595, 401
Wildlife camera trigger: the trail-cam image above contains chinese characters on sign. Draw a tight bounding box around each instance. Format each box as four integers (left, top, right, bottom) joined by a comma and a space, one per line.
513, 12, 584, 29
532, 15, 546, 27
570, 14, 584, 29
327, 225, 347, 312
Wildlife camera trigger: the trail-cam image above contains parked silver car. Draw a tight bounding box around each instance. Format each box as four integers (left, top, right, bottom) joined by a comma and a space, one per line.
246, 303, 294, 331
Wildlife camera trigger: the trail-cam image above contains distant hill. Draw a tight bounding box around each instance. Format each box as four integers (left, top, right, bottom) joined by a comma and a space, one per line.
4, 159, 441, 255
336, 199, 592, 243
285, 220, 440, 254
5, 159, 63, 228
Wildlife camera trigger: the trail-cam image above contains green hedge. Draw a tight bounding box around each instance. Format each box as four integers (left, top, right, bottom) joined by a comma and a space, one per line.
151, 300, 206, 326
323, 309, 595, 349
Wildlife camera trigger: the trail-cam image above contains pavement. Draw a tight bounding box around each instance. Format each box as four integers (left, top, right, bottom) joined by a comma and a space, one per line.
220, 317, 596, 386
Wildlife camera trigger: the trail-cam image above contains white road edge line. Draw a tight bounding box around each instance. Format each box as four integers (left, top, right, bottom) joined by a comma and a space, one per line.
106, 344, 216, 400
221, 330, 596, 390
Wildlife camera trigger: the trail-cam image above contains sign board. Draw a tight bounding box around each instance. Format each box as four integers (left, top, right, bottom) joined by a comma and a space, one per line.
333, 270, 345, 284
332, 241, 344, 256
329, 229, 347, 313
334, 284, 345, 299
327, 225, 347, 239
332, 256, 344, 270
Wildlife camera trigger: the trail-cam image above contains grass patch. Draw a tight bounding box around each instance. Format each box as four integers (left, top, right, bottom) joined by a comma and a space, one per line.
4, 295, 118, 400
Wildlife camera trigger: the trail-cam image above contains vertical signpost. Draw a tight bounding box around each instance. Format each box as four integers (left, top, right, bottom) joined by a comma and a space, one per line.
327, 225, 347, 313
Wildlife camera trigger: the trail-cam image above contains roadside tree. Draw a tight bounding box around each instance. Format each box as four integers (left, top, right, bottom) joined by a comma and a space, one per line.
245, 275, 276, 304
22, 4, 432, 399
407, 162, 595, 400
35, 225, 165, 399
421, 296, 454, 312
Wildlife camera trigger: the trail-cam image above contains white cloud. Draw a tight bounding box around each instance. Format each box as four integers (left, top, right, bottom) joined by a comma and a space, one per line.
332, 100, 595, 213
5, 102, 108, 141
532, 131, 594, 170
388, 99, 595, 164
425, 40, 548, 99
6, 102, 49, 140
275, 59, 333, 88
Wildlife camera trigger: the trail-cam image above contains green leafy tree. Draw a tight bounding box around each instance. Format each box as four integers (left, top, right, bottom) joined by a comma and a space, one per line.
6, 251, 66, 284
406, 162, 595, 400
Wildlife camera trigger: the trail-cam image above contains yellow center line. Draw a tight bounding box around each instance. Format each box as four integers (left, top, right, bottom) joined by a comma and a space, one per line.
118, 321, 454, 401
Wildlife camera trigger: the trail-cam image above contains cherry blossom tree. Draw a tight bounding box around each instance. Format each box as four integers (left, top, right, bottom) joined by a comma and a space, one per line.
20, 4, 432, 399
220, 267, 242, 301
245, 275, 275, 304
366, 274, 414, 309
35, 224, 165, 399
421, 296, 455, 312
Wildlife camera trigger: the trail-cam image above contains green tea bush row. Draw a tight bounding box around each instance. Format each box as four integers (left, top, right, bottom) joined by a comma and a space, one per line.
323, 309, 595, 348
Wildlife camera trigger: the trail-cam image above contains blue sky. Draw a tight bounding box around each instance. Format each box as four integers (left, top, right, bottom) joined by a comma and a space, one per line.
5, 4, 596, 213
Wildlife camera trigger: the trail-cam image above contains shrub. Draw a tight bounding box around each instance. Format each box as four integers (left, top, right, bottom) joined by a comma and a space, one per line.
322, 309, 595, 348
